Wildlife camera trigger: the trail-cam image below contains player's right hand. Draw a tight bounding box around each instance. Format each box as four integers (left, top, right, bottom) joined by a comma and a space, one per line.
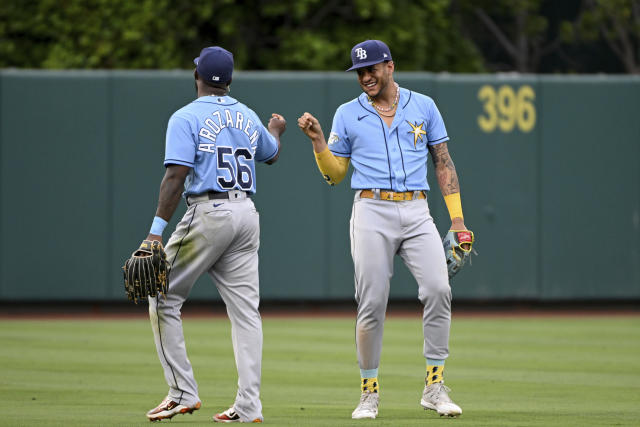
297, 112, 324, 141
268, 113, 286, 136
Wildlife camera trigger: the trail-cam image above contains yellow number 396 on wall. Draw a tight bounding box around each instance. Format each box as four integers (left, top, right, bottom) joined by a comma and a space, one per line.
477, 85, 536, 133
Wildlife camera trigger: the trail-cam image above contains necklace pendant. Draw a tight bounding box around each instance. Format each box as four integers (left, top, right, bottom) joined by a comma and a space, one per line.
369, 82, 400, 113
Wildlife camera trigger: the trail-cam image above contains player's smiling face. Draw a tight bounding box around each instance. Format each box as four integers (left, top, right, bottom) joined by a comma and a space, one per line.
357, 62, 393, 99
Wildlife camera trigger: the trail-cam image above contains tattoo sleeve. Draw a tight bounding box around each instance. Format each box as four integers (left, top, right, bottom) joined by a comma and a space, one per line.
428, 142, 460, 196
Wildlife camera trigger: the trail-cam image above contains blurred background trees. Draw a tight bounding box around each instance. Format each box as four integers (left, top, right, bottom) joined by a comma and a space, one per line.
560, 0, 640, 73
0, 0, 638, 73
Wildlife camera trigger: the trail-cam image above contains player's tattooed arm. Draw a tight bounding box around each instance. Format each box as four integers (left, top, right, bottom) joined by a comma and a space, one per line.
146, 165, 190, 242
428, 142, 460, 196
429, 142, 468, 230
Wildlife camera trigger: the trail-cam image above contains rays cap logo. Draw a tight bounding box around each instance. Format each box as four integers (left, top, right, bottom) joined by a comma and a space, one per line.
346, 40, 392, 71
194, 46, 234, 84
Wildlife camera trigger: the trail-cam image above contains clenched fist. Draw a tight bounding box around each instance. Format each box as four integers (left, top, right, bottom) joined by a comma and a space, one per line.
268, 113, 286, 136
298, 112, 325, 142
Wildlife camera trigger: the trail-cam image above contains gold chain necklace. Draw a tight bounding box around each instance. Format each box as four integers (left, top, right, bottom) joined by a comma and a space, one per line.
369, 83, 399, 112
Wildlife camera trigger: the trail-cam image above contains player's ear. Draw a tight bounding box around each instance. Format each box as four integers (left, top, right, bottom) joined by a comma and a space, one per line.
193, 69, 199, 80
387, 61, 395, 73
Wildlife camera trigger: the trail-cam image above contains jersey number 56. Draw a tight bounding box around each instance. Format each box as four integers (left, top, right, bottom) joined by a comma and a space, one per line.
217, 146, 253, 191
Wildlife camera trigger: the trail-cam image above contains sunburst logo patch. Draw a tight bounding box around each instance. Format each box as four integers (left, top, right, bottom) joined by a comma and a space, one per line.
406, 121, 427, 148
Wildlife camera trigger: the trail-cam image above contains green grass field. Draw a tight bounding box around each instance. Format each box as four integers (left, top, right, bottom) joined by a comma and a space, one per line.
1, 314, 639, 426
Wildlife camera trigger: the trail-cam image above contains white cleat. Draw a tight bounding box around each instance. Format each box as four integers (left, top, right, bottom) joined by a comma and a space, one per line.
146, 396, 201, 421
420, 382, 462, 417
213, 406, 263, 423
352, 390, 379, 419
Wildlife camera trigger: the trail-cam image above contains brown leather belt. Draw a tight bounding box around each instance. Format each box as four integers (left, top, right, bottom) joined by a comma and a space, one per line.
360, 189, 426, 201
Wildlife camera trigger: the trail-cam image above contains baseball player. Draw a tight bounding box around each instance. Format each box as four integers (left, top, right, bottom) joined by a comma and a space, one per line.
142, 46, 286, 423
298, 40, 470, 419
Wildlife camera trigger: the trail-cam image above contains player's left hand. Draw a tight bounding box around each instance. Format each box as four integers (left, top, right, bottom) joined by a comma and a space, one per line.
442, 228, 475, 279
145, 234, 163, 245
268, 113, 286, 136
449, 219, 469, 250
122, 239, 169, 304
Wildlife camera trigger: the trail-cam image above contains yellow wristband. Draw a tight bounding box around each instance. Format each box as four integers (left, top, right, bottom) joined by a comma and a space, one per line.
444, 193, 463, 220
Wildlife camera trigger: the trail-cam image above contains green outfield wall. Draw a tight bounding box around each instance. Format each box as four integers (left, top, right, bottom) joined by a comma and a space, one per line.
0, 70, 638, 302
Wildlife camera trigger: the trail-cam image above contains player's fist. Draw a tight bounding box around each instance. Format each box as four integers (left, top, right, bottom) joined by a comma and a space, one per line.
297, 112, 324, 141
268, 113, 286, 136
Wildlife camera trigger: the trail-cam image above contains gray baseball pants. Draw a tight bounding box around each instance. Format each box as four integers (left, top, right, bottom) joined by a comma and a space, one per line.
148, 190, 263, 422
350, 191, 451, 371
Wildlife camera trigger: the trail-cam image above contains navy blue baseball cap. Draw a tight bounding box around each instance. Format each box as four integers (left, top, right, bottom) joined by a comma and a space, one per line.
346, 40, 392, 71
193, 46, 234, 84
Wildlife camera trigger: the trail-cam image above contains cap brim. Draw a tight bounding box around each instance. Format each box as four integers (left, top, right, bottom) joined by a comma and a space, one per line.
193, 57, 199, 65
346, 58, 386, 71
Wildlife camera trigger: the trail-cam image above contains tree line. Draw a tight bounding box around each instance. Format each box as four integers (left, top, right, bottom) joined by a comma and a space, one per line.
1, 0, 638, 73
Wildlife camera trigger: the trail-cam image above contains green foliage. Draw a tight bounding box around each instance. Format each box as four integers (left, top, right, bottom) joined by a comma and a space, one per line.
2, 0, 635, 72
245, 0, 485, 72
454, 0, 555, 72
461, 0, 550, 38
0, 0, 484, 71
0, 0, 212, 68
566, 0, 640, 41
561, 0, 640, 73
1, 316, 640, 425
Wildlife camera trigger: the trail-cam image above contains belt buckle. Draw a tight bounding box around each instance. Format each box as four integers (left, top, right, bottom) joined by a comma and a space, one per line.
228, 189, 245, 201
391, 192, 408, 201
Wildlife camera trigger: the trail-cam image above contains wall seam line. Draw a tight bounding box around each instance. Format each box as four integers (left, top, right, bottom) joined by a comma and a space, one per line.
106, 72, 114, 299
536, 76, 544, 300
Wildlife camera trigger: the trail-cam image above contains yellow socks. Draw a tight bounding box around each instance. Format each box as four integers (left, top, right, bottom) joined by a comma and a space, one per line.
426, 365, 444, 385
361, 377, 379, 393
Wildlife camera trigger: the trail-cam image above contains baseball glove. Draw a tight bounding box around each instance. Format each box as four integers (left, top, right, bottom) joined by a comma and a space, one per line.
442, 230, 475, 279
122, 240, 169, 304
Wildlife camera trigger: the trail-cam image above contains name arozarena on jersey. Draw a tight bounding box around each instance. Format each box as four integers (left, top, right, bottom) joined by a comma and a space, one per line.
198, 108, 260, 154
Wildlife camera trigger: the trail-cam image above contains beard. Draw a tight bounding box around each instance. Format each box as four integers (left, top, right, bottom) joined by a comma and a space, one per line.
372, 78, 389, 99
362, 70, 390, 100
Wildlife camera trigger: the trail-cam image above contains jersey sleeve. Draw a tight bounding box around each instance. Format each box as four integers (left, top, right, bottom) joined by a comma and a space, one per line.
426, 98, 449, 146
254, 119, 279, 163
328, 106, 351, 157
164, 113, 196, 167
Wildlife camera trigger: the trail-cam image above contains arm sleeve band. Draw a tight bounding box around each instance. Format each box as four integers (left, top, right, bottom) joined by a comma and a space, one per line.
314, 147, 350, 186
150, 216, 168, 235
444, 193, 464, 220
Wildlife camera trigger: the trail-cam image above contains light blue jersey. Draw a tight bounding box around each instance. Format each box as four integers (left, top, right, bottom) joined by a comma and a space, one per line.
328, 87, 448, 191
164, 95, 279, 196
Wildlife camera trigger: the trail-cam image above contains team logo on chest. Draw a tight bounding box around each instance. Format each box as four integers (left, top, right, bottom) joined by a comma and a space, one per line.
406, 120, 427, 148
